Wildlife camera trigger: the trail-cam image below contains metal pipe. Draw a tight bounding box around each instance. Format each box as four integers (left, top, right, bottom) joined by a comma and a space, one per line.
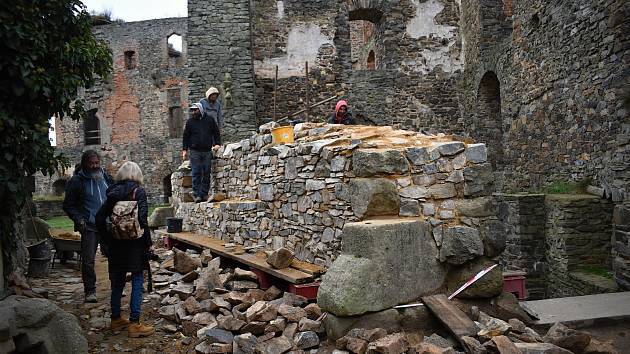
273, 65, 278, 122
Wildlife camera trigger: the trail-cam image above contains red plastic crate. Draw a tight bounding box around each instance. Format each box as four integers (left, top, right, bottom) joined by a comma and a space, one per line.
503, 274, 526, 300
288, 282, 320, 300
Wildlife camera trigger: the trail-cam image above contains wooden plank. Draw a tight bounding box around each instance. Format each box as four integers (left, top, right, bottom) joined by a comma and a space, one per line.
290, 258, 326, 276
156, 231, 314, 284
422, 294, 479, 341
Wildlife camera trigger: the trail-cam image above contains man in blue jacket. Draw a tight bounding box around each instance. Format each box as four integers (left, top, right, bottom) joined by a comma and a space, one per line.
182, 103, 221, 202
63, 150, 113, 302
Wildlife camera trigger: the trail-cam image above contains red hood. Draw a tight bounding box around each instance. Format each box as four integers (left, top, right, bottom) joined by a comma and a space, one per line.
335, 100, 348, 114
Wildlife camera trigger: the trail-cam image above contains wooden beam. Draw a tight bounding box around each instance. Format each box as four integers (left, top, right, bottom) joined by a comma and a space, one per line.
422, 294, 479, 344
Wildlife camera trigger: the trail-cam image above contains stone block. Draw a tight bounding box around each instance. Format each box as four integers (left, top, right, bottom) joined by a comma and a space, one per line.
353, 149, 409, 177
463, 163, 494, 197
148, 206, 174, 228
348, 178, 400, 219
465, 144, 487, 163
435, 142, 465, 156
479, 219, 506, 257
318, 219, 445, 316
446, 257, 503, 298
439, 226, 484, 265
456, 197, 497, 217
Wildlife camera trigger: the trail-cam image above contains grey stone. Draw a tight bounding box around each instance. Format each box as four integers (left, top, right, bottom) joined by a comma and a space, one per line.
428, 183, 457, 199
353, 149, 409, 177
479, 219, 506, 257
159, 305, 177, 321
305, 180, 326, 191
294, 331, 320, 349
278, 304, 308, 322
193, 312, 217, 326
543, 323, 591, 353
318, 219, 445, 316
439, 226, 484, 265
234, 268, 259, 282
399, 185, 429, 199
259, 184, 275, 201
456, 197, 497, 217
348, 178, 400, 219
400, 199, 421, 217
465, 144, 488, 163
446, 257, 502, 298
205, 328, 234, 344
148, 206, 174, 228
298, 318, 323, 333
234, 333, 258, 354
463, 163, 494, 197
514, 342, 574, 354
0, 296, 88, 354
406, 147, 432, 165
255, 336, 293, 354
436, 142, 465, 156
246, 301, 278, 322
173, 249, 201, 274
217, 315, 246, 331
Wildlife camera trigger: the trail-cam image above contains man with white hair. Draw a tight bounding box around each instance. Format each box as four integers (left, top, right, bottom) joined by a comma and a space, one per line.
182, 103, 221, 202
199, 87, 224, 132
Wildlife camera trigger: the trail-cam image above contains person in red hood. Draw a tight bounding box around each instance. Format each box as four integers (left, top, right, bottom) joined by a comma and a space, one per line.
328, 100, 356, 125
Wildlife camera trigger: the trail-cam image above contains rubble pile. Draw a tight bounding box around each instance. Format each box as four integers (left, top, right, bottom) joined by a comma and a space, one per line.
152, 248, 326, 354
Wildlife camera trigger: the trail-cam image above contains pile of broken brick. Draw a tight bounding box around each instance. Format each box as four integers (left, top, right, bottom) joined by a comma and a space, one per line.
153, 248, 618, 354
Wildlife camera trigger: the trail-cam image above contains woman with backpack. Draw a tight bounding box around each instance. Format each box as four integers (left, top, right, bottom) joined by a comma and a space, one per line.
96, 161, 154, 338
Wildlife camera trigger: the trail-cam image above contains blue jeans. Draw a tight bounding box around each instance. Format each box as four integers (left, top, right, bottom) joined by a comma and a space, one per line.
110, 271, 143, 321
190, 149, 212, 199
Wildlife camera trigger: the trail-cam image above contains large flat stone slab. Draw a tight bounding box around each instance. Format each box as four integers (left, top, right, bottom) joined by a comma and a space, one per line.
318, 218, 445, 316
523, 292, 630, 325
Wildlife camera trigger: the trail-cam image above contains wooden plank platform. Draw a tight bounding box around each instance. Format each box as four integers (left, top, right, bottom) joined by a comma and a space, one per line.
422, 294, 479, 342
156, 230, 316, 284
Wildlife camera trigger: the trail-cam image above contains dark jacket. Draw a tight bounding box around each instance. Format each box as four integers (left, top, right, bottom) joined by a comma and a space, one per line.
96, 180, 152, 273
182, 114, 222, 152
200, 98, 224, 129
63, 168, 113, 229
328, 112, 355, 125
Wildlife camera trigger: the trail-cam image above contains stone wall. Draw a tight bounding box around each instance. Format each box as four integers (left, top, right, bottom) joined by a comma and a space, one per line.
172, 124, 498, 267
33, 200, 65, 220
498, 193, 616, 299
36, 18, 189, 203
612, 202, 630, 290
187, 0, 257, 142
496, 194, 547, 299
461, 0, 630, 196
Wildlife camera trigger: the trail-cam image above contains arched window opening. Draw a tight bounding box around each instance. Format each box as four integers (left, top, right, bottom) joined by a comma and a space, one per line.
167, 34, 182, 58
367, 50, 376, 70
476, 71, 503, 166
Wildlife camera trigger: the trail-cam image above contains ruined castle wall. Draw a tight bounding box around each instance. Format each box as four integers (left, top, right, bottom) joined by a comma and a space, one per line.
172, 124, 497, 267
187, 0, 257, 142
461, 0, 630, 196
40, 18, 189, 202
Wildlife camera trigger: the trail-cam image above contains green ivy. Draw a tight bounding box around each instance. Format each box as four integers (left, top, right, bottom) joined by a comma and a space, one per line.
0, 0, 112, 287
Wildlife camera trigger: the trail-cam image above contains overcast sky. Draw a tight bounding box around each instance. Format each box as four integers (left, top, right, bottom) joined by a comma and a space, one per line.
81, 0, 187, 22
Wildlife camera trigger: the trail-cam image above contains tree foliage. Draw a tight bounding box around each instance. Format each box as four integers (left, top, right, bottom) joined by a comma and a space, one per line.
0, 0, 112, 282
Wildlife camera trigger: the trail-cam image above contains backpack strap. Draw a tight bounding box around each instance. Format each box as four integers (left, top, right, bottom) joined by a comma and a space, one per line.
130, 187, 138, 201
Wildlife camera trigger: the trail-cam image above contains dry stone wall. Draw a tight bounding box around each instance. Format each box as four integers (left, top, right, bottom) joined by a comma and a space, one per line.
498, 193, 617, 299
172, 124, 498, 268
612, 202, 630, 290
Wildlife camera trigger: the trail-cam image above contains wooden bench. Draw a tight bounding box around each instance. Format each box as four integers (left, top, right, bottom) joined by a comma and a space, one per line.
155, 230, 325, 298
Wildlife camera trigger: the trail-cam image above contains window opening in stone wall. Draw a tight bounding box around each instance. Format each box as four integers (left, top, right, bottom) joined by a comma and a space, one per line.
167, 34, 182, 57
168, 107, 184, 138
350, 20, 376, 70
367, 50, 376, 70
477, 72, 503, 166
479, 0, 513, 51
163, 174, 172, 203
84, 109, 100, 145
124, 50, 136, 69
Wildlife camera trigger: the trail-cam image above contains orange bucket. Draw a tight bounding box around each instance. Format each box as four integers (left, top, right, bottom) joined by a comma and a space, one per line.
271, 126, 294, 144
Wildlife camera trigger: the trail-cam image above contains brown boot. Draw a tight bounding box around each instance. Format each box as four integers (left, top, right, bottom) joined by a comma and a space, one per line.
110, 317, 130, 331
128, 322, 155, 338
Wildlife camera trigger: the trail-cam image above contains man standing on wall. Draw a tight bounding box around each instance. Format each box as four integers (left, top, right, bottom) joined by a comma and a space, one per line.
199, 87, 224, 134
63, 150, 113, 303
182, 103, 221, 202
